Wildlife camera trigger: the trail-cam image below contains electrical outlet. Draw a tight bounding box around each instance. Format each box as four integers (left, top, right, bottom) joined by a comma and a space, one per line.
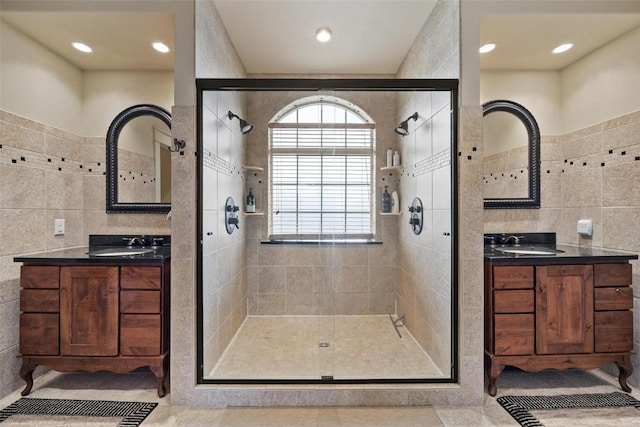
54, 219, 65, 236
577, 219, 592, 237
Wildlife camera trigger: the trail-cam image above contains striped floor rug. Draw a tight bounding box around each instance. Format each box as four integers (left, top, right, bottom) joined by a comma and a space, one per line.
497, 392, 640, 426
0, 398, 157, 426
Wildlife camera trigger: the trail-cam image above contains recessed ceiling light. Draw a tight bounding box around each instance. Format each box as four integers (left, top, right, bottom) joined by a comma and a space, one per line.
71, 42, 92, 53
552, 43, 573, 54
479, 43, 497, 54
316, 28, 332, 43
152, 42, 170, 53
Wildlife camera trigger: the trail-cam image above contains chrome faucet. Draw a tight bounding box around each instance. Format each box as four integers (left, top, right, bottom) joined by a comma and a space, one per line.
123, 236, 145, 246
502, 235, 524, 246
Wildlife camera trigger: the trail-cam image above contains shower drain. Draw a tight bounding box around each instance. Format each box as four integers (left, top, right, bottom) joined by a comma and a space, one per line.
318, 341, 330, 348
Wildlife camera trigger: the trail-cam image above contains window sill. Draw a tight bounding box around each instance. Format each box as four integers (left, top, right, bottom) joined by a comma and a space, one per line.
261, 239, 382, 245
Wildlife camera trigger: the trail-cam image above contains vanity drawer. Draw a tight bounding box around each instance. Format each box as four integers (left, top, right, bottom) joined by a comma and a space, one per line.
493, 266, 534, 289
494, 314, 534, 355
20, 266, 60, 289
594, 311, 633, 352
20, 290, 59, 313
594, 287, 633, 311
120, 266, 161, 290
120, 291, 160, 314
20, 314, 59, 355
594, 264, 632, 287
494, 290, 534, 313
120, 314, 161, 356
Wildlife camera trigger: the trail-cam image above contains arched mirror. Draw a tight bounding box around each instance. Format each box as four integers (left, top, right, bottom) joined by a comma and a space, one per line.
106, 104, 172, 213
483, 99, 540, 209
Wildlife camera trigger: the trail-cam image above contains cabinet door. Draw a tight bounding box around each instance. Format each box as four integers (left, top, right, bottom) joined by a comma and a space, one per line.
536, 265, 594, 354
60, 266, 119, 356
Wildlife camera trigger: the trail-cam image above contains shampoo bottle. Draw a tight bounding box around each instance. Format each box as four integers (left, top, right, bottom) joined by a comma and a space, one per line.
381, 186, 391, 213
392, 150, 401, 166
386, 148, 393, 167
246, 188, 256, 213
391, 190, 399, 214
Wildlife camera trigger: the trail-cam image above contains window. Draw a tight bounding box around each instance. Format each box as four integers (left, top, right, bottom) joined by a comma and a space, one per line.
269, 97, 375, 239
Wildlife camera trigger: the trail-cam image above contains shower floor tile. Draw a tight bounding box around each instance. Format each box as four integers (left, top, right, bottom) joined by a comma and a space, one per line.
208, 315, 444, 380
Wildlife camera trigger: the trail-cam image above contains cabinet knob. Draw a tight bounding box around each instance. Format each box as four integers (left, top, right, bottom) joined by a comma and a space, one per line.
615, 288, 621, 293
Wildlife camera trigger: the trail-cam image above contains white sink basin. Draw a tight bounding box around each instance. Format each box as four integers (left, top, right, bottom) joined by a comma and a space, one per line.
496, 247, 563, 256
88, 248, 154, 257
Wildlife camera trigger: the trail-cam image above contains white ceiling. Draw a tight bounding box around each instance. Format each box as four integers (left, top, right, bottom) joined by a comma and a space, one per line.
480, 14, 640, 71
1, 12, 174, 71
212, 0, 437, 74
2, 6, 639, 74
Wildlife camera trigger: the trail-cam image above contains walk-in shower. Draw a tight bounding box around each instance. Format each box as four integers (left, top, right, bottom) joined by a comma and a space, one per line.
196, 78, 458, 385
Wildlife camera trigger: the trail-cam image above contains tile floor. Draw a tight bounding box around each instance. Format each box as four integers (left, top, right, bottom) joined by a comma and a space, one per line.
209, 315, 444, 380
1, 366, 639, 425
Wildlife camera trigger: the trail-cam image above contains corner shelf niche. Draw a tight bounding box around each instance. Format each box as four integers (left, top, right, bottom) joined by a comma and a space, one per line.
242, 165, 264, 171
242, 211, 264, 216
380, 212, 401, 216
380, 165, 401, 171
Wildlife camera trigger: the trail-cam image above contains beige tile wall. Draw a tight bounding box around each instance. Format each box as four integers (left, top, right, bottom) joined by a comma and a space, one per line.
243, 90, 400, 317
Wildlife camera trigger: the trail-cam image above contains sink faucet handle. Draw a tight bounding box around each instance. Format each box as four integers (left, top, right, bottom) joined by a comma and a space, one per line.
484, 236, 497, 247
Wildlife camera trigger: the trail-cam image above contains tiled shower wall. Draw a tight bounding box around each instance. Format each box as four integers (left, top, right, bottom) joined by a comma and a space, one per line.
244, 90, 400, 316
394, 0, 459, 377
394, 92, 453, 375
0, 109, 170, 397
200, 91, 248, 375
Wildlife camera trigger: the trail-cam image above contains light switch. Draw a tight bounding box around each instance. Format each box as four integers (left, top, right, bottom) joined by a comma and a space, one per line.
577, 219, 592, 237
54, 219, 65, 236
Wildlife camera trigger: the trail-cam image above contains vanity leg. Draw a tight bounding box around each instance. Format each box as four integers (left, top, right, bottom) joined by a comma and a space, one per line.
150, 364, 166, 398
616, 357, 633, 393
19, 362, 37, 396
488, 363, 505, 397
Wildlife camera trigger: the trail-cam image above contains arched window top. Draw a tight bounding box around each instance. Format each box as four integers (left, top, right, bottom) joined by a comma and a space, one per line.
272, 95, 374, 125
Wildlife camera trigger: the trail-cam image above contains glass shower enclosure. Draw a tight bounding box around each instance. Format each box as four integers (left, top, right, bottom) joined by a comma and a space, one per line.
196, 78, 458, 385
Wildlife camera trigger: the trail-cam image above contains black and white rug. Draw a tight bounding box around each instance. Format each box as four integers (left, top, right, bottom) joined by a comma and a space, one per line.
498, 392, 640, 427
0, 398, 157, 426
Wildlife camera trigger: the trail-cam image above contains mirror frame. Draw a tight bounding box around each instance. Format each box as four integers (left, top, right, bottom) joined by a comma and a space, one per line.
483, 99, 540, 209
106, 104, 172, 213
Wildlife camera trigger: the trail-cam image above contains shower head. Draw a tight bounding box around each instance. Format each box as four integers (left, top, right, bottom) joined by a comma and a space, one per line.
394, 112, 419, 136
227, 111, 254, 135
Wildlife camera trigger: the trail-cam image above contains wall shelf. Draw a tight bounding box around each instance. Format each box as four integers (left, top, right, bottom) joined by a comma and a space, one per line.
242, 165, 264, 171
380, 212, 401, 216
243, 211, 264, 216
380, 166, 401, 171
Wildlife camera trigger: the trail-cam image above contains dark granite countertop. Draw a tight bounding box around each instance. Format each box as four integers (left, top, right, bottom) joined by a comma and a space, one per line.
14, 246, 171, 265
485, 243, 637, 264
14, 234, 171, 265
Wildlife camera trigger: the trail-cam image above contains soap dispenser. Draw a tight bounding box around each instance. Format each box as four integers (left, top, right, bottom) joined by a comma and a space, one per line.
246, 188, 256, 213
381, 186, 391, 213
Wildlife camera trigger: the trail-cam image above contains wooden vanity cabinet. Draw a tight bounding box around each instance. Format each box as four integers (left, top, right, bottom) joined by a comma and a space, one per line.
485, 262, 633, 397
18, 262, 170, 397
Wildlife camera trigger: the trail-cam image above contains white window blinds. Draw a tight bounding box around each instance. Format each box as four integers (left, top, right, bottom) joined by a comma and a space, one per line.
269, 111, 375, 239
